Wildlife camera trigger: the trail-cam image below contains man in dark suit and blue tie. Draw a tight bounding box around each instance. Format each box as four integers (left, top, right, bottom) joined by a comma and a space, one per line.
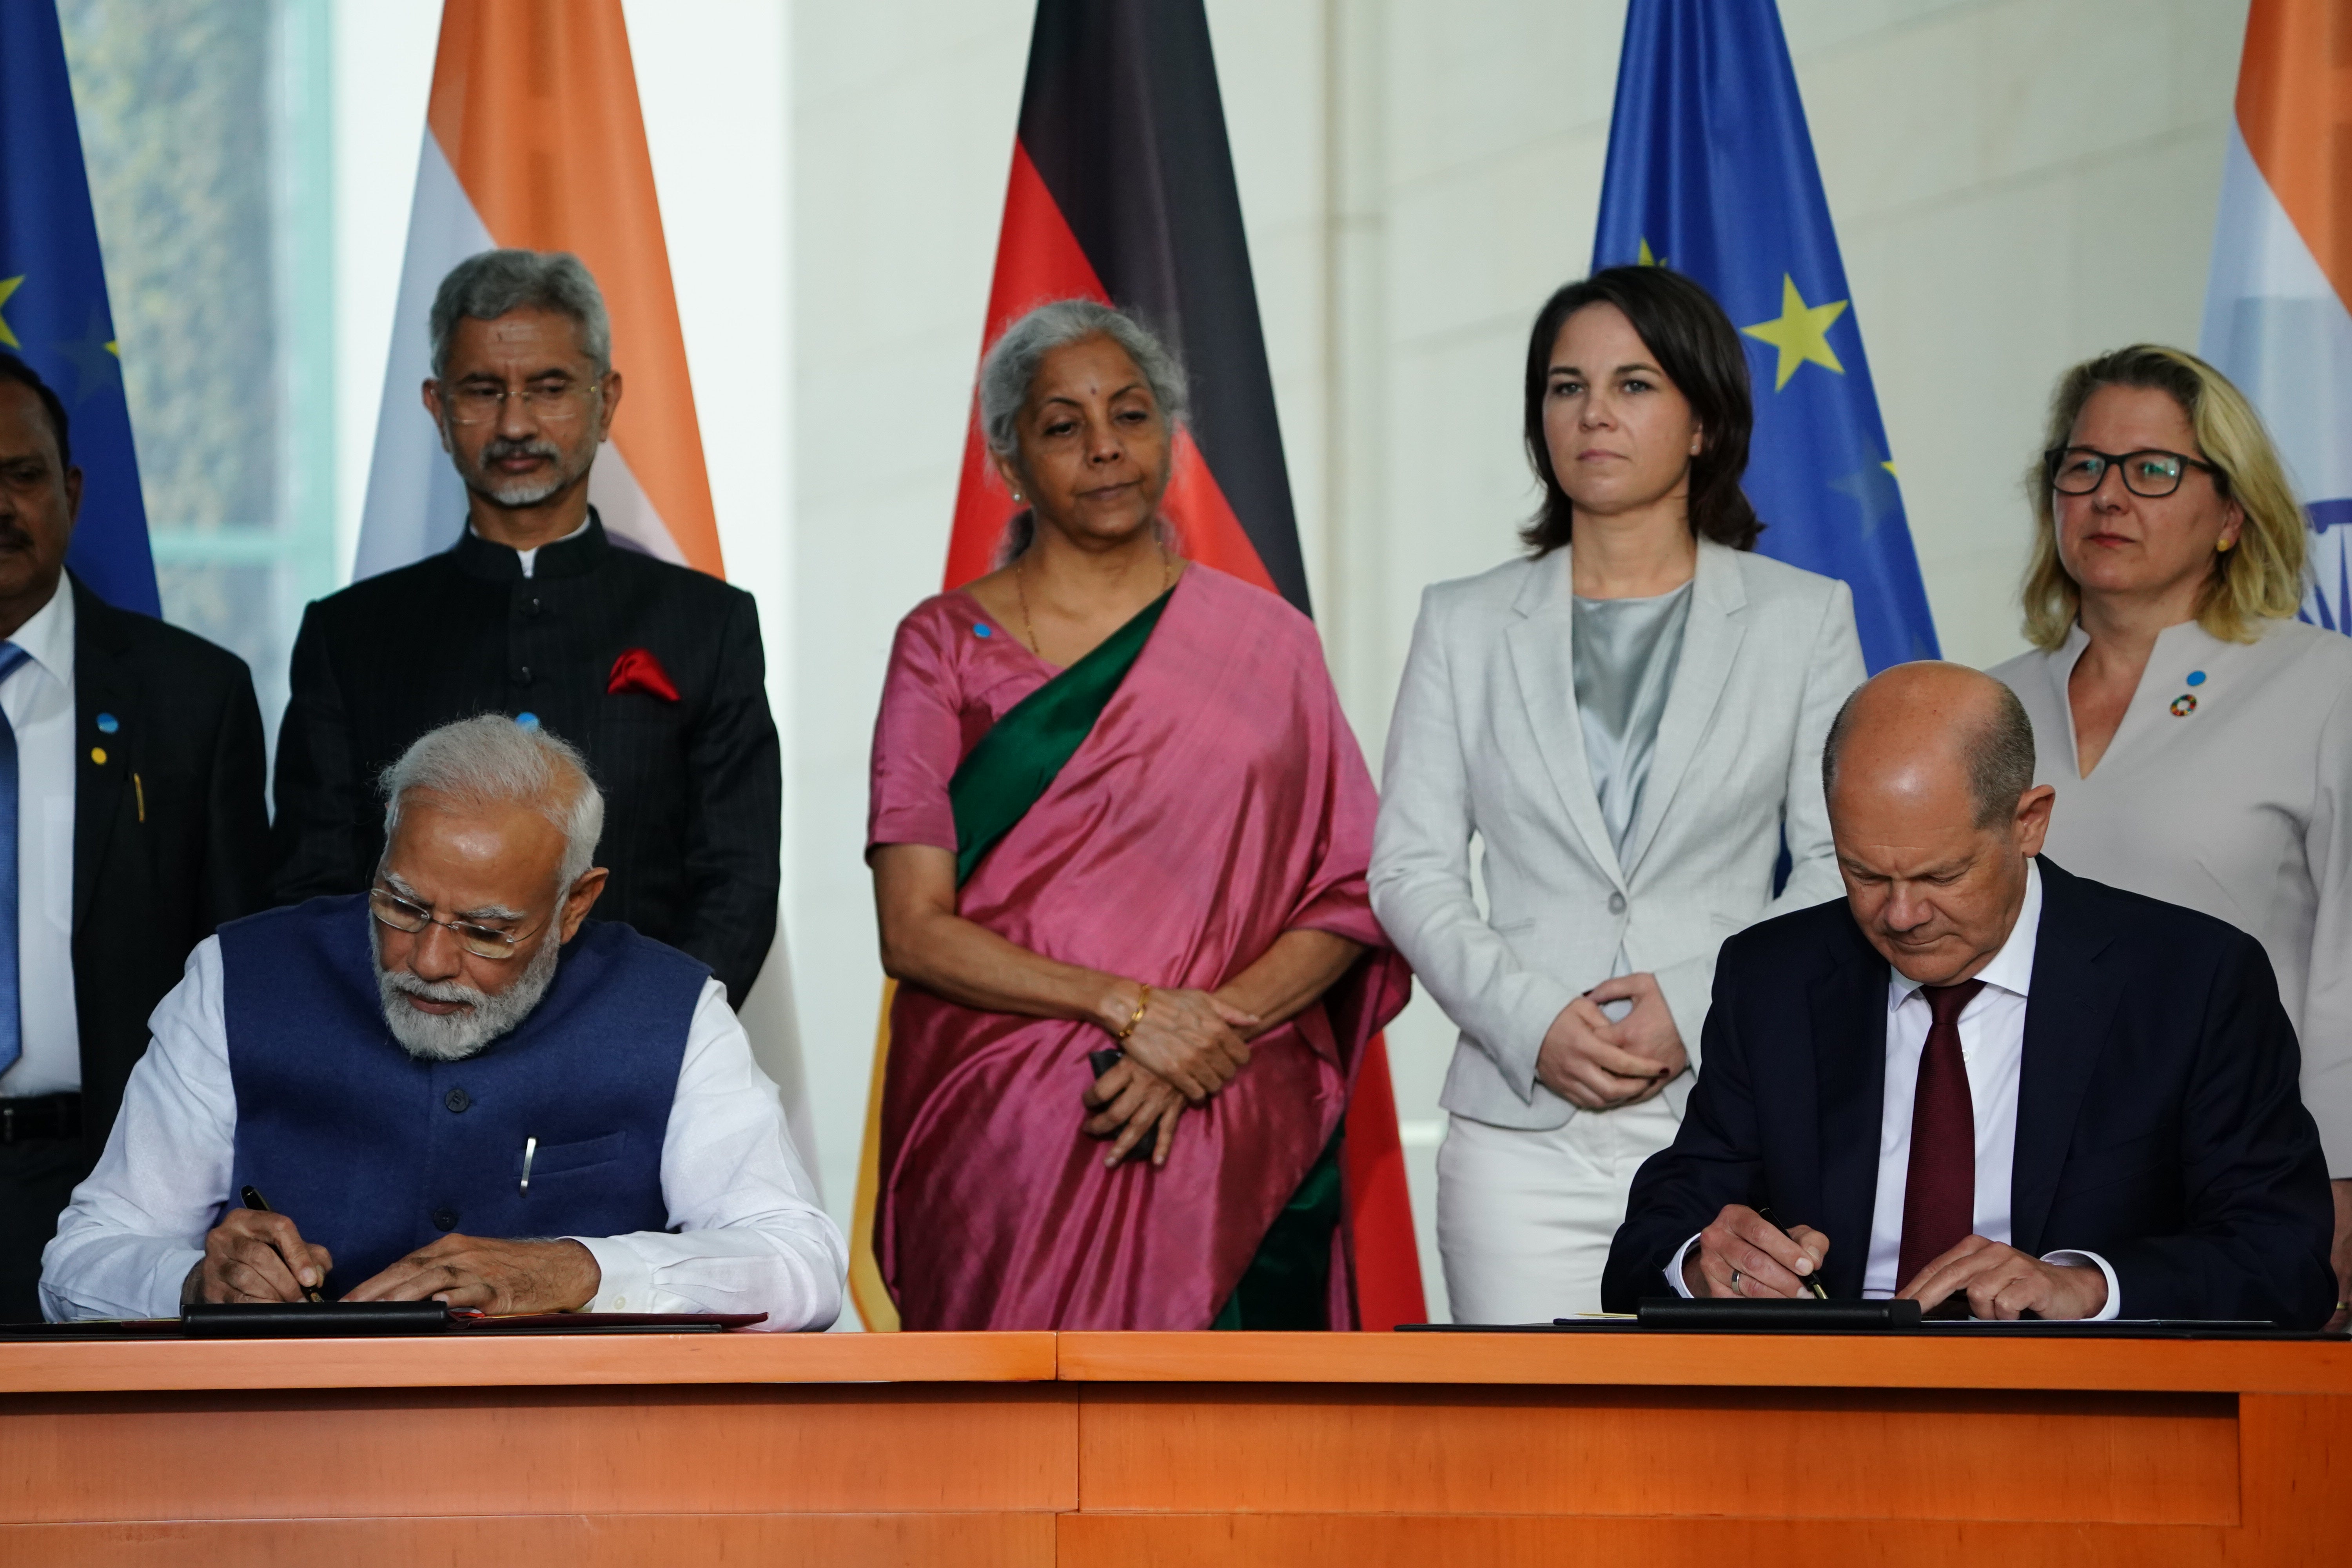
0, 355, 270, 1319
1602, 662, 2335, 1325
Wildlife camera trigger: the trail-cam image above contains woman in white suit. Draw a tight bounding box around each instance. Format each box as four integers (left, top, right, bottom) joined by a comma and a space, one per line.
1371, 268, 1866, 1321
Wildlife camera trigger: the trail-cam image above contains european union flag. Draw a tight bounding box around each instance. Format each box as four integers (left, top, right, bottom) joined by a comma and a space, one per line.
1593, 0, 1934, 670
0, 1, 157, 617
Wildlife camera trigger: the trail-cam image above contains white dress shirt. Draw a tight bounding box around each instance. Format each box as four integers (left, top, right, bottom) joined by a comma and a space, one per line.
40, 937, 846, 1328
0, 582, 78, 1097
1668, 865, 2120, 1317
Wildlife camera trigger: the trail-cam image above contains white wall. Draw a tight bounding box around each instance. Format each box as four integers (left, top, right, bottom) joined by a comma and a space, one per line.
331, 0, 2251, 1323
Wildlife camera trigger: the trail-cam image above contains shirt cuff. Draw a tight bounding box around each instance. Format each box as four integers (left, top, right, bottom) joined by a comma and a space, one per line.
2040, 1249, 2121, 1320
1664, 1233, 1702, 1298
569, 1235, 651, 1314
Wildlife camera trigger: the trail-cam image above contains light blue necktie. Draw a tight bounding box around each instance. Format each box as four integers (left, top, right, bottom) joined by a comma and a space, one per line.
0, 641, 31, 1080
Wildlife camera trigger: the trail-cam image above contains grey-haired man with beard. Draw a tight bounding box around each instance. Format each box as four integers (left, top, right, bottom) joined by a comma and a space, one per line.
271, 249, 781, 1008
40, 716, 843, 1328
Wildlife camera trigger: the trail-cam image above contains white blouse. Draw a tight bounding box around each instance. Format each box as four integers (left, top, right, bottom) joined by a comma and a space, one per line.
1990, 617, 2352, 1174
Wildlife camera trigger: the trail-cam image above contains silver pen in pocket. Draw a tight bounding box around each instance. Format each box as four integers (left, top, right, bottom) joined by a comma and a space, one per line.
519, 1134, 538, 1196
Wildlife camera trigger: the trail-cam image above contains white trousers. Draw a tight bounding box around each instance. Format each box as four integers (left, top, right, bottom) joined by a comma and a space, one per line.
1436, 1095, 1682, 1323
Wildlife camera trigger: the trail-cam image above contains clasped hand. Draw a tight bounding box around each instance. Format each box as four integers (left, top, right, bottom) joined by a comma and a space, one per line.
1116, 985, 1256, 1102
191, 1207, 602, 1314
1685, 1205, 2109, 1319
1536, 972, 1687, 1110
1082, 985, 1259, 1169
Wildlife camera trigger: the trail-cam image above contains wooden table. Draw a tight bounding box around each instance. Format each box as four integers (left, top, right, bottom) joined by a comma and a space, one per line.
1, 1328, 2345, 1563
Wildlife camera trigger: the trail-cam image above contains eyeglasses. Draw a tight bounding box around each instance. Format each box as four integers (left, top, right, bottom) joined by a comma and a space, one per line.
439, 379, 603, 426
368, 887, 546, 960
2045, 446, 2221, 499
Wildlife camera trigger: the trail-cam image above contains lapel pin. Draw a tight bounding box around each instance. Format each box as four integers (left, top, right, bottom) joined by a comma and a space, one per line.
95, 712, 118, 733
90, 746, 107, 765
2169, 694, 2197, 717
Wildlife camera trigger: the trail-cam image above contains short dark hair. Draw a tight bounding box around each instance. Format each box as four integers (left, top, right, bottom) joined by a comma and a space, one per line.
1520, 267, 1759, 555
1821, 674, 2037, 831
0, 355, 71, 470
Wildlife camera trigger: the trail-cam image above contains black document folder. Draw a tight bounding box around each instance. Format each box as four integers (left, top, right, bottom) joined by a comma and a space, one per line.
1632, 1297, 1922, 1330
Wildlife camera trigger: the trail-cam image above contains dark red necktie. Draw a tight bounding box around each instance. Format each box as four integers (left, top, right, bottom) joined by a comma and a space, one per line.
1896, 979, 1985, 1292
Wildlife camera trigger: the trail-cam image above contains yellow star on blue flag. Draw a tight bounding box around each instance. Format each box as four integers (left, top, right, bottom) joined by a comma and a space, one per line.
0, 3, 158, 613
1591, 0, 1938, 670
1742, 275, 1847, 391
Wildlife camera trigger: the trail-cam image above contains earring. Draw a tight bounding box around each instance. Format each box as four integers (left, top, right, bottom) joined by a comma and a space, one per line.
2217, 536, 2236, 554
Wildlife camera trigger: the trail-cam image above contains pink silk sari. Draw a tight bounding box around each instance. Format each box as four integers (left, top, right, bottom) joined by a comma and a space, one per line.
867, 566, 1408, 1330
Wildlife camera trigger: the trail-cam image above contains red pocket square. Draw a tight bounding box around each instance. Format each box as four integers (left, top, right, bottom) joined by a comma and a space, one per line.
607, 647, 681, 703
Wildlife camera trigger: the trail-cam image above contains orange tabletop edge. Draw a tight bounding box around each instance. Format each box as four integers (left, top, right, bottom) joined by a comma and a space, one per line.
0, 1328, 1059, 1394
1052, 1328, 2352, 1394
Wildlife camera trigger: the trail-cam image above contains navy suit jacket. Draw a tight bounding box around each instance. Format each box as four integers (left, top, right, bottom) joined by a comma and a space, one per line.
71, 575, 271, 1158
1601, 858, 2336, 1326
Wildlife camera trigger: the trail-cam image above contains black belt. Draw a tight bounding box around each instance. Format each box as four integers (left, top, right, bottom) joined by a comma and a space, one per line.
0, 1094, 82, 1144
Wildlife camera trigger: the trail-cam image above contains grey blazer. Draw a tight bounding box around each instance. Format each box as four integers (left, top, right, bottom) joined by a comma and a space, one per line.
1370, 540, 1866, 1131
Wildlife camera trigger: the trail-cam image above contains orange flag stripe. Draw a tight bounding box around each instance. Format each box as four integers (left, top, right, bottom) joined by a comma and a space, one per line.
2235, 0, 2352, 312
426, 0, 724, 577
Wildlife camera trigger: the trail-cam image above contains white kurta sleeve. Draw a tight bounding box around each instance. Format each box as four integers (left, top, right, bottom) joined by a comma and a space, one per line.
566, 978, 846, 1330
40, 939, 239, 1321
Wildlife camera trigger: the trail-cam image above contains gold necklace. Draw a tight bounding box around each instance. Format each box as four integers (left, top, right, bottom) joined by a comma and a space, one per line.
1014, 541, 1176, 663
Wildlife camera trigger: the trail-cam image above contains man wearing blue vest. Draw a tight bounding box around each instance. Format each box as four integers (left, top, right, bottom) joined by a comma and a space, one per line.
40, 715, 843, 1327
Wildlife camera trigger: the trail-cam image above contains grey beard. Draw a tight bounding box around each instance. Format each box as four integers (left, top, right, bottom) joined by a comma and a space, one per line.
457, 433, 594, 510
373, 922, 563, 1062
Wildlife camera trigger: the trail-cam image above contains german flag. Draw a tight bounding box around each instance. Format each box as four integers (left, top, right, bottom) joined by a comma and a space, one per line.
851, 0, 1426, 1332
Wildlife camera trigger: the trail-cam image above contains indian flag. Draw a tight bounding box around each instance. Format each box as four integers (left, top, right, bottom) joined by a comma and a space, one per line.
2200, 0, 2352, 631
351, 0, 720, 579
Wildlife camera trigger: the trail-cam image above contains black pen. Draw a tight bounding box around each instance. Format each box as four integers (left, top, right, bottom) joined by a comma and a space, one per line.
240, 1184, 325, 1303
1756, 1205, 1829, 1299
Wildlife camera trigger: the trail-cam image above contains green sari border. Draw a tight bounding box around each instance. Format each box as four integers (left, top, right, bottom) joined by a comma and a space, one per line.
948, 585, 1175, 886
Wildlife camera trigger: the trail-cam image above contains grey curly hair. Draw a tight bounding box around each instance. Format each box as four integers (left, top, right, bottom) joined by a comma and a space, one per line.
430, 249, 613, 379
977, 301, 1188, 560
380, 714, 605, 891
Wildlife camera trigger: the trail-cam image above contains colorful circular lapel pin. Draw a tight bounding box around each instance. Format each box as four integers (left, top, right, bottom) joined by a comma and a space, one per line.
2186, 670, 2207, 687
974, 623, 993, 638
95, 712, 119, 733
2169, 694, 2197, 717
90, 746, 107, 765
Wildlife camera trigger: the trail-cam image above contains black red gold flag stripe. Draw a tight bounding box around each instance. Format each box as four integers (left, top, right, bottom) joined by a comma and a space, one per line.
853, 0, 1426, 1333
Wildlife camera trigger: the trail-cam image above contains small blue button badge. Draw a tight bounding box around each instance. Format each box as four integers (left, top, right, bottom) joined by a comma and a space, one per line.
515, 712, 540, 728
974, 623, 993, 638
2185, 670, 2206, 687
94, 712, 118, 733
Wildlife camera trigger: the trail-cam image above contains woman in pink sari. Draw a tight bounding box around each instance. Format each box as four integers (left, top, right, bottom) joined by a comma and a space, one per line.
867, 301, 1408, 1330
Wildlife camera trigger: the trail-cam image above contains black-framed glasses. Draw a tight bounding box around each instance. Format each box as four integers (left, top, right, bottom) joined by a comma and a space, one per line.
368, 887, 546, 960
2044, 446, 2221, 499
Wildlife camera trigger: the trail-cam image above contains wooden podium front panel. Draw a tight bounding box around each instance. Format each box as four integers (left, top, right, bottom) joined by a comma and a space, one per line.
2, 1332, 2345, 1565
0, 1335, 1072, 1567
1073, 1383, 2240, 1524
0, 1384, 1072, 1521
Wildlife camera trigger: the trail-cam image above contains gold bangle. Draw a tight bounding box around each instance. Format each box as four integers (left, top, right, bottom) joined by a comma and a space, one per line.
1115, 984, 1152, 1042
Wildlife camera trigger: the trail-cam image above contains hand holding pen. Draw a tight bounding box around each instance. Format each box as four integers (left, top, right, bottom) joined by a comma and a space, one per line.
184, 1186, 334, 1306
1682, 1203, 1831, 1300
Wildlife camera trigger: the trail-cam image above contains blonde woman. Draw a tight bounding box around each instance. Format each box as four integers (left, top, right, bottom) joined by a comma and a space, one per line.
1989, 345, 2352, 1323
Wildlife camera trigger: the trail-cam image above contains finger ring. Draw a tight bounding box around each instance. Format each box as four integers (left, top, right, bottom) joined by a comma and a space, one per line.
1729, 1268, 1742, 1294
